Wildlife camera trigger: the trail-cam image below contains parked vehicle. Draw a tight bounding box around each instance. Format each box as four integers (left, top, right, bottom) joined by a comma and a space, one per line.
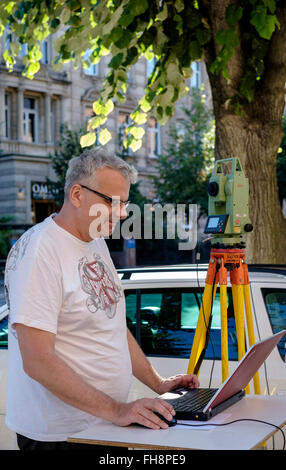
117, 264, 286, 401
1, 264, 286, 449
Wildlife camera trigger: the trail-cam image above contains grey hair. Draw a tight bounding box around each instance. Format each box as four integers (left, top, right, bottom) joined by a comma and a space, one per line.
64, 147, 138, 198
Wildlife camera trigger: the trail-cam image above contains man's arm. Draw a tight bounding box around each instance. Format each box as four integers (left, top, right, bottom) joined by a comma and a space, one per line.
16, 323, 175, 430
127, 328, 199, 394
127, 328, 164, 393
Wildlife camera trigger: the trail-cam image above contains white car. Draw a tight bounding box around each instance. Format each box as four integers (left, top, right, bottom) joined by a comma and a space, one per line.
1, 264, 286, 450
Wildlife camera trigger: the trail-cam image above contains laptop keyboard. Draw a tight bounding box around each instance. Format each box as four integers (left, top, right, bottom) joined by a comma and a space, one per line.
163, 388, 218, 412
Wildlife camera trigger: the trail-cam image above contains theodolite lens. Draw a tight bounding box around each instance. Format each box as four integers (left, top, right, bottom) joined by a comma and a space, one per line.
208, 181, 219, 197
244, 223, 253, 232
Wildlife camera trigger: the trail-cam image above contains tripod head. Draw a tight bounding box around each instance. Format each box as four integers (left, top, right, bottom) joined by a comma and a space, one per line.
204, 158, 253, 247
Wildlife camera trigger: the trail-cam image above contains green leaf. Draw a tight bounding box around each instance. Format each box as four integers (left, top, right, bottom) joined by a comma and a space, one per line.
139, 96, 152, 113
98, 128, 112, 145
156, 3, 168, 21
157, 85, 175, 108
166, 62, 181, 85
10, 41, 21, 57
239, 72, 256, 102
216, 28, 238, 48
196, 28, 212, 46
116, 91, 126, 102
80, 132, 96, 147
128, 0, 148, 16
174, 0, 184, 13
109, 26, 123, 43
189, 40, 202, 60
87, 115, 107, 131
114, 28, 133, 48
119, 12, 134, 28
93, 99, 114, 116
129, 126, 145, 139
25, 61, 40, 77
123, 46, 138, 66
226, 4, 243, 26
129, 138, 142, 152
264, 0, 276, 14
108, 52, 124, 69
60, 7, 71, 24
130, 109, 148, 124
250, 6, 279, 40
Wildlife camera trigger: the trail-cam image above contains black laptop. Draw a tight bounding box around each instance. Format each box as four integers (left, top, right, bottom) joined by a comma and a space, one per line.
158, 330, 286, 421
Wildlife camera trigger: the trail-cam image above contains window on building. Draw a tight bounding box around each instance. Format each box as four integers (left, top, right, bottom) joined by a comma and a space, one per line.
50, 99, 55, 142
125, 287, 238, 360
5, 93, 10, 138
85, 106, 94, 119
20, 43, 28, 59
190, 61, 201, 89
5, 28, 12, 50
31, 181, 60, 225
147, 117, 160, 158
83, 49, 99, 76
23, 97, 38, 143
146, 58, 156, 78
41, 39, 50, 64
117, 112, 132, 156
127, 68, 133, 84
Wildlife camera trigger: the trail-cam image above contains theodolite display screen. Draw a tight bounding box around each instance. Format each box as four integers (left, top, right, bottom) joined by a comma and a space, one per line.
204, 214, 229, 234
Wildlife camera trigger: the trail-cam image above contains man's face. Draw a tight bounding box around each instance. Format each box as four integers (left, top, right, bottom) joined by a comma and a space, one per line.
80, 167, 130, 239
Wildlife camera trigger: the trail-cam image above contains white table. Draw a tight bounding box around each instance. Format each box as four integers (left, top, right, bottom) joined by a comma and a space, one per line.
68, 395, 286, 450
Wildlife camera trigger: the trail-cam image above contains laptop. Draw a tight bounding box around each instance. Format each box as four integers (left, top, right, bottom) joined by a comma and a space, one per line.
158, 329, 286, 421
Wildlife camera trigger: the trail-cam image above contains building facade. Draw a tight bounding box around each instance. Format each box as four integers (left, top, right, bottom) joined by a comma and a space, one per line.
0, 32, 211, 228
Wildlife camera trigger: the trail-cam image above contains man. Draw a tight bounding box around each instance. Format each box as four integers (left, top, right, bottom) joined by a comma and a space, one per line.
5, 149, 199, 450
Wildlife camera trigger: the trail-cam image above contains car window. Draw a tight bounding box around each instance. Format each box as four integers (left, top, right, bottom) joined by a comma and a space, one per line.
262, 288, 286, 361
125, 288, 239, 361
0, 315, 8, 349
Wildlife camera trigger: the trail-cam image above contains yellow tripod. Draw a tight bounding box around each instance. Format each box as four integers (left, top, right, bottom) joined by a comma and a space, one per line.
187, 246, 260, 394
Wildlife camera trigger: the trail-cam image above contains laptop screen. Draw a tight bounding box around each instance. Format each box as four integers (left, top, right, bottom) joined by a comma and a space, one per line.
204, 329, 286, 412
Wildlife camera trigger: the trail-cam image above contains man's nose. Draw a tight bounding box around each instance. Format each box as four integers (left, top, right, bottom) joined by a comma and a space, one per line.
119, 203, 128, 220
111, 201, 128, 220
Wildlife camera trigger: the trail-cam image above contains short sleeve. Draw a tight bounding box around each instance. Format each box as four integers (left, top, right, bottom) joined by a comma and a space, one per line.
6, 249, 63, 335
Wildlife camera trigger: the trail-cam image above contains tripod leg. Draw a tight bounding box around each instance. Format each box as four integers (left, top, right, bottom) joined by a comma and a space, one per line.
244, 283, 261, 394
187, 283, 217, 376
220, 284, 229, 382
232, 283, 250, 394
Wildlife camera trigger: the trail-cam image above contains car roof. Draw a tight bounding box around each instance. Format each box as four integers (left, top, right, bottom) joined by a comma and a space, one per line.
118, 264, 286, 285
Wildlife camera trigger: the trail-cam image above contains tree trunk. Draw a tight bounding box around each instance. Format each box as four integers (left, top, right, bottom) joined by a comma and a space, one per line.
202, 1, 286, 263
213, 113, 286, 263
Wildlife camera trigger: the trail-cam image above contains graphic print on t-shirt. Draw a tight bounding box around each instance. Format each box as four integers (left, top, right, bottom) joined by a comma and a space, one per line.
78, 254, 122, 318
5, 228, 35, 272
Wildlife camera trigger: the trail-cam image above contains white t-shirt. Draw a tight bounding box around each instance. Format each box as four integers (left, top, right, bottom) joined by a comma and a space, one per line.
4, 215, 132, 441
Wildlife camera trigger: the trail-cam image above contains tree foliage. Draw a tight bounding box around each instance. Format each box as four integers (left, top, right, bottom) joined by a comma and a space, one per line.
0, 0, 281, 149
0, 216, 12, 258
47, 122, 97, 205
154, 88, 215, 218
47, 121, 147, 208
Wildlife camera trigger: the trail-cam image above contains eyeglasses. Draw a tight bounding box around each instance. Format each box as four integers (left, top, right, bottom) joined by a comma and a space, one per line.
80, 184, 130, 208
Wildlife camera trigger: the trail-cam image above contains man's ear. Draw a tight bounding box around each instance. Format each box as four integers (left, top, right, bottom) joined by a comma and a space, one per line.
69, 184, 83, 208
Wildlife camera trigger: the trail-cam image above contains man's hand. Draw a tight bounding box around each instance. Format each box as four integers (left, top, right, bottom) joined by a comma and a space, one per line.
112, 374, 199, 430
156, 373, 200, 395
112, 398, 176, 430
